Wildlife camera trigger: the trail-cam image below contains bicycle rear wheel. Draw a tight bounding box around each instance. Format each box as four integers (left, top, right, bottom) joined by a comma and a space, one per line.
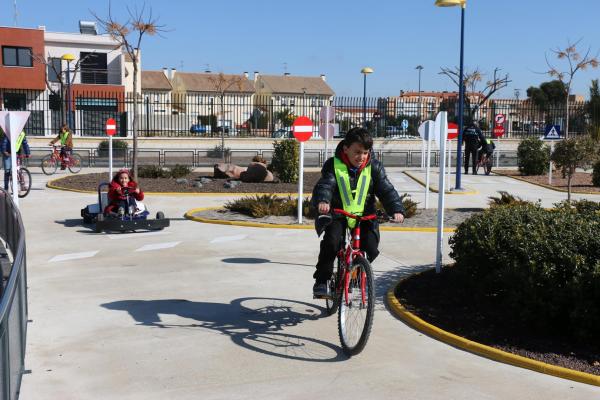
337, 256, 375, 356
68, 154, 82, 173
41, 155, 57, 175
8, 168, 31, 198
485, 157, 493, 175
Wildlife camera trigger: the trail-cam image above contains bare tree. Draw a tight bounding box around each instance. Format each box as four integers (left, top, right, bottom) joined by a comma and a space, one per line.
543, 39, 599, 137
439, 67, 511, 121
207, 73, 244, 161
92, 2, 165, 180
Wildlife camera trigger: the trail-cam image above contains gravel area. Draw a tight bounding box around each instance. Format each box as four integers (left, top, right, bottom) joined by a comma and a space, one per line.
498, 170, 600, 192
191, 208, 481, 228
396, 268, 600, 376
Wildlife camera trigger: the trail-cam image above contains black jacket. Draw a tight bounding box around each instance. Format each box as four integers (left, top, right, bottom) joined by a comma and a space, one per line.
463, 125, 485, 148
312, 141, 405, 218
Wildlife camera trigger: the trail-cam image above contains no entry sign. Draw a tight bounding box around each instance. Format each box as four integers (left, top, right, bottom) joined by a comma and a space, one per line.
447, 122, 459, 140
493, 126, 505, 138
292, 116, 313, 142
106, 118, 117, 136
494, 114, 506, 125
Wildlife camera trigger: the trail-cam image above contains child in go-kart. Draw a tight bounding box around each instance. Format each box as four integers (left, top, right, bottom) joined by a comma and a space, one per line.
105, 169, 145, 216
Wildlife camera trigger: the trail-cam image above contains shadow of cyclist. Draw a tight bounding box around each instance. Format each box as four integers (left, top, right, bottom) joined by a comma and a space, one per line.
101, 297, 345, 362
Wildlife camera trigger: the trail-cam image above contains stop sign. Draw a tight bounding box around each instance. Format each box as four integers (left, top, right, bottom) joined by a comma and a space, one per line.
447, 122, 459, 140
493, 126, 505, 138
106, 118, 117, 136
292, 116, 313, 142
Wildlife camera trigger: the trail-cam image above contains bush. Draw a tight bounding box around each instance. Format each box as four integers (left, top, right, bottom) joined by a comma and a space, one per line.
517, 137, 550, 175
225, 194, 314, 218
271, 140, 299, 183
208, 145, 231, 159
449, 204, 600, 341
376, 193, 417, 219
138, 165, 168, 179
168, 164, 192, 179
593, 160, 600, 187
98, 139, 128, 156
487, 191, 531, 207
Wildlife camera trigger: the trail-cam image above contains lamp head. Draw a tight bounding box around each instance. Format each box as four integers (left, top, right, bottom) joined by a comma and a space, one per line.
61, 53, 76, 62
361, 67, 374, 74
434, 0, 466, 7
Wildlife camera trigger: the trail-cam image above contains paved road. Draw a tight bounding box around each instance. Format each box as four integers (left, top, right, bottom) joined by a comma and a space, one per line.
18, 168, 600, 399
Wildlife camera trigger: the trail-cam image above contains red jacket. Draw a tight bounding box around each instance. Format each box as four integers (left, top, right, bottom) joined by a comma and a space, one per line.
107, 181, 144, 202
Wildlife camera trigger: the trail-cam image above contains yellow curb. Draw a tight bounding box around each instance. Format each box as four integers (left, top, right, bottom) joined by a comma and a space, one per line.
403, 171, 479, 195
386, 271, 600, 387
184, 207, 456, 232
494, 172, 600, 195
46, 176, 301, 197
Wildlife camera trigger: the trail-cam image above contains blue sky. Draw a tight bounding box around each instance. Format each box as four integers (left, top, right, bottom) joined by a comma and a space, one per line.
2, 0, 599, 98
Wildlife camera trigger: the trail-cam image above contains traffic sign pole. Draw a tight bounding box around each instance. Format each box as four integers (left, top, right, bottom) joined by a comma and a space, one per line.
435, 111, 448, 274
292, 116, 313, 224
298, 141, 304, 223
106, 118, 117, 180
325, 107, 330, 160
549, 142, 554, 185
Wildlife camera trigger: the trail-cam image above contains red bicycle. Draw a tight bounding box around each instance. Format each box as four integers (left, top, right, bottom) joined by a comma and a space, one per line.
319, 208, 376, 356
41, 145, 82, 175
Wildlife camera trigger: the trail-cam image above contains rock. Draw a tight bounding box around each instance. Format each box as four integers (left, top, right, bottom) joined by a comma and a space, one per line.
200, 177, 212, 184
224, 180, 241, 189
194, 182, 203, 188
176, 178, 188, 185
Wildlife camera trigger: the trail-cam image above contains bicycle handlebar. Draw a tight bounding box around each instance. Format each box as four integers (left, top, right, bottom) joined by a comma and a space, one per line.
333, 208, 376, 221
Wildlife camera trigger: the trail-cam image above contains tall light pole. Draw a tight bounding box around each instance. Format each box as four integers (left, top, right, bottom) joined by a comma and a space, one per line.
361, 67, 373, 128
435, 0, 466, 191
61, 53, 75, 130
416, 65, 424, 122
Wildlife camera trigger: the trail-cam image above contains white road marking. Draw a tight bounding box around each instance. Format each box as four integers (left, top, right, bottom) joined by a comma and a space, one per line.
135, 241, 181, 252
49, 251, 99, 263
106, 231, 170, 240
210, 234, 247, 244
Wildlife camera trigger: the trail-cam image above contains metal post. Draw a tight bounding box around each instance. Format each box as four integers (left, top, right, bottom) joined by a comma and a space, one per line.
109, 135, 113, 181
298, 141, 304, 224
145, 96, 150, 137
425, 121, 432, 209
455, 6, 466, 190
363, 73, 367, 128
436, 112, 448, 273
66, 61, 72, 130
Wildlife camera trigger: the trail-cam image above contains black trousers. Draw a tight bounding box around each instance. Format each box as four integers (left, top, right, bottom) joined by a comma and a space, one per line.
464, 145, 478, 174
314, 218, 380, 283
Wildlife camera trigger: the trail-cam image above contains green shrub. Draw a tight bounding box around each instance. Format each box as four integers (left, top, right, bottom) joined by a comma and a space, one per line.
271, 140, 299, 183
208, 145, 231, 159
224, 194, 314, 218
138, 165, 168, 179
376, 193, 417, 219
517, 137, 550, 175
555, 199, 600, 215
449, 204, 600, 341
168, 164, 192, 179
487, 191, 531, 207
98, 139, 128, 156
593, 160, 600, 187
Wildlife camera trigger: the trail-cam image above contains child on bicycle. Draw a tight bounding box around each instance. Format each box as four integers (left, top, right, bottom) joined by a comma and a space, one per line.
478, 136, 496, 164
311, 127, 405, 297
1, 129, 30, 190
105, 169, 144, 216
48, 124, 73, 170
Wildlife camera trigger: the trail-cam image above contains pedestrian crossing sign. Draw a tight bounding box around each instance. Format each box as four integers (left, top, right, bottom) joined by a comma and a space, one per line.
544, 125, 561, 140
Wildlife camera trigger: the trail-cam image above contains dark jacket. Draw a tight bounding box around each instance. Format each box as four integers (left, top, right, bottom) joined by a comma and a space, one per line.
312, 141, 405, 218
1, 134, 30, 157
463, 125, 485, 148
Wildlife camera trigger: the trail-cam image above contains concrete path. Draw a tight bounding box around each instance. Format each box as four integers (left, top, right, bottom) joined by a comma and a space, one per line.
17, 168, 600, 399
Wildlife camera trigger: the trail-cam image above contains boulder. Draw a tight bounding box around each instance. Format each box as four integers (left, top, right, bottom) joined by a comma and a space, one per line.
176, 178, 188, 185
200, 177, 212, 184
214, 163, 246, 179
194, 182, 203, 188
240, 162, 274, 183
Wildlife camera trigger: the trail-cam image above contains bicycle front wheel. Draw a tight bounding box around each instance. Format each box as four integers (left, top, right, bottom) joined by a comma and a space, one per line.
8, 168, 31, 198
68, 153, 83, 173
41, 155, 57, 175
338, 256, 375, 356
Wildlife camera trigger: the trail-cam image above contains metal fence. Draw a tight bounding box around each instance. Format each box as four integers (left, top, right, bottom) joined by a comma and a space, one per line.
1, 88, 595, 139
0, 190, 28, 400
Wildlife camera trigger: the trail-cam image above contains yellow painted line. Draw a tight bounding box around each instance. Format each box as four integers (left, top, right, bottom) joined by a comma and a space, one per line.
403, 171, 478, 195
495, 172, 600, 195
184, 207, 456, 232
386, 272, 600, 387
46, 176, 300, 197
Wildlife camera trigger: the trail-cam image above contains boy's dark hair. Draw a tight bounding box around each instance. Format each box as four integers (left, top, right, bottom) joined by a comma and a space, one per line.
343, 127, 373, 150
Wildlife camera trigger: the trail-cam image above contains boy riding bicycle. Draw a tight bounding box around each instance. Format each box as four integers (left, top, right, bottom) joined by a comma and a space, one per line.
1, 130, 30, 190
311, 128, 405, 297
49, 124, 73, 170
478, 136, 496, 164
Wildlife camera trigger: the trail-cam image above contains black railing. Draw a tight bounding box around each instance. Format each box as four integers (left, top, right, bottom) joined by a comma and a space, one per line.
0, 190, 28, 400
1, 88, 596, 139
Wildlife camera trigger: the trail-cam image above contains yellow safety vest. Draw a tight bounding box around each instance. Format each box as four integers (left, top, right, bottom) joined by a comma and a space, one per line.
333, 157, 371, 228
60, 131, 70, 146
15, 131, 25, 152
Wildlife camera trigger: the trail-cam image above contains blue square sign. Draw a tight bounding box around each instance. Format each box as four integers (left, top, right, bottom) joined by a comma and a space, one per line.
544, 125, 561, 140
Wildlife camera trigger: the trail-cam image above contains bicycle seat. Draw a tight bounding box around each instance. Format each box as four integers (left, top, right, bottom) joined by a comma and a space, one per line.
315, 214, 332, 237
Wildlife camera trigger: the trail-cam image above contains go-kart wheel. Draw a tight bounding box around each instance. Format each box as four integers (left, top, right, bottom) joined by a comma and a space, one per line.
156, 211, 165, 220
95, 214, 104, 233
83, 215, 93, 224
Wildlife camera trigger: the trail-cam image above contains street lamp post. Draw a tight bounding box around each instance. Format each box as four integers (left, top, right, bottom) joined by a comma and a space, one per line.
435, 0, 466, 191
61, 53, 76, 130
416, 65, 424, 122
361, 67, 373, 128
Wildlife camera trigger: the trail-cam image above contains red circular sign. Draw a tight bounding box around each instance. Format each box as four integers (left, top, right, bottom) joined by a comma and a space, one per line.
493, 126, 505, 138
292, 116, 313, 142
106, 118, 117, 136
447, 122, 459, 140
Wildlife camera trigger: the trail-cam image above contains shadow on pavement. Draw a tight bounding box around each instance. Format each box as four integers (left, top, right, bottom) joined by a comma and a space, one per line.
373, 263, 434, 307
101, 297, 345, 362
221, 257, 313, 268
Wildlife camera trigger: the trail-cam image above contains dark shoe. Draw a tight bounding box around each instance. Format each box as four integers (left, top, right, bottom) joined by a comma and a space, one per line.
313, 282, 329, 298
464, 171, 468, 175
472, 171, 478, 175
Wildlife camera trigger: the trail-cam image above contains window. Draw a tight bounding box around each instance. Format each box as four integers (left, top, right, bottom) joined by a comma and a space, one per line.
3, 93, 26, 110
2, 46, 32, 67
48, 57, 62, 82
80, 52, 108, 84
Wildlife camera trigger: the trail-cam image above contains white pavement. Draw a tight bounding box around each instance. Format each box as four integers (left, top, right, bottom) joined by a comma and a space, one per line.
17, 168, 600, 399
